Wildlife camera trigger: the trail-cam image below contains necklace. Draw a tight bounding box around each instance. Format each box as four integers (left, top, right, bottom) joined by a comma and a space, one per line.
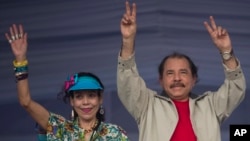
78, 119, 98, 141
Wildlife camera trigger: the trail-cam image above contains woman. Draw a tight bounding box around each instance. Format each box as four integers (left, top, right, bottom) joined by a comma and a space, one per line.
5, 24, 129, 141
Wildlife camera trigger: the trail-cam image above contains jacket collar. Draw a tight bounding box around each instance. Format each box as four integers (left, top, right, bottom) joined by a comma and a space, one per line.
155, 90, 207, 101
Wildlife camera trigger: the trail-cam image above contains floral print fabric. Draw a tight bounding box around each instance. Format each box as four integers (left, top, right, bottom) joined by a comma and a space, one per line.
37, 112, 129, 141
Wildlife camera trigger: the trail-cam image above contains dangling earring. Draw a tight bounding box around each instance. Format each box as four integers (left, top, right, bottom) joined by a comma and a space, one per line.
99, 105, 104, 115
71, 109, 74, 121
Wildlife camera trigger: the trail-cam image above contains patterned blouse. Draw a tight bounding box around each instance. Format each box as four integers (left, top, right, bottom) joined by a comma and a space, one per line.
37, 112, 129, 141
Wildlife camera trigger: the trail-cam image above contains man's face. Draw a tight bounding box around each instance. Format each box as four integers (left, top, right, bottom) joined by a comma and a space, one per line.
159, 58, 196, 101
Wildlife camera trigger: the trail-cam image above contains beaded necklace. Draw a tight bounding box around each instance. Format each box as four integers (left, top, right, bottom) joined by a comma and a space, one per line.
78, 119, 98, 141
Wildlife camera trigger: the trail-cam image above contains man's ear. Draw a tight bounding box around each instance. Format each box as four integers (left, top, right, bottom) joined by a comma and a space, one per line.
192, 76, 197, 87
159, 76, 164, 87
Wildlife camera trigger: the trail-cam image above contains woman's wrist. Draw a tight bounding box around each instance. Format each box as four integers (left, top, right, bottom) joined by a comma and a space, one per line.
13, 59, 29, 82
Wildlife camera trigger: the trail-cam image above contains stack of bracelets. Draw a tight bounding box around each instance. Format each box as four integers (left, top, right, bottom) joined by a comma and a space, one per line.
13, 59, 28, 82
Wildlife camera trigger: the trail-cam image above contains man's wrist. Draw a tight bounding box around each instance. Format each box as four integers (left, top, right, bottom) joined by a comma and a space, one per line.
220, 49, 234, 61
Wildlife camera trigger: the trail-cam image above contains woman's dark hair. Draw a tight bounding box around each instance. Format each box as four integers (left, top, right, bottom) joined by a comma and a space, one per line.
57, 72, 105, 121
158, 52, 199, 83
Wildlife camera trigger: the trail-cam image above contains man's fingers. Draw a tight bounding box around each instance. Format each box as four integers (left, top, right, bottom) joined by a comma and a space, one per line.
132, 3, 136, 17
209, 16, 217, 31
204, 21, 213, 35
222, 28, 227, 35
125, 1, 131, 16
217, 26, 222, 36
122, 14, 133, 25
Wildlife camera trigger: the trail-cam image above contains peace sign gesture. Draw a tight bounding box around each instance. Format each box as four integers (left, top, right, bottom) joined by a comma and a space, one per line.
204, 16, 232, 52
120, 1, 137, 40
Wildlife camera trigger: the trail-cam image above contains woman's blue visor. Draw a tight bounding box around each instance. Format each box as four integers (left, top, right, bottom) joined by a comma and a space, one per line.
64, 75, 103, 93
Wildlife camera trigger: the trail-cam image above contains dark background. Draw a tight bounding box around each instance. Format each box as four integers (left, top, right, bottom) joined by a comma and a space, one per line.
0, 0, 249, 140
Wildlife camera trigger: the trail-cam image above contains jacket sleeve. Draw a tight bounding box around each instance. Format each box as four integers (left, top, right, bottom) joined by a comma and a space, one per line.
211, 59, 246, 122
117, 53, 156, 122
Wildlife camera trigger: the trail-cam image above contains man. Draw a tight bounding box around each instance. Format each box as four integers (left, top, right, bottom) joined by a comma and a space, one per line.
117, 1, 246, 141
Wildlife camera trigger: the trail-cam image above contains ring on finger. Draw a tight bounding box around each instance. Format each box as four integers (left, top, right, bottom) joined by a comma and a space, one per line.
15, 34, 19, 39
11, 36, 15, 40
19, 33, 23, 38
9, 39, 13, 43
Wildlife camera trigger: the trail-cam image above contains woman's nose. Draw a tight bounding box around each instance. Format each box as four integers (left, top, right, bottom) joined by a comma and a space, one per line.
82, 96, 89, 104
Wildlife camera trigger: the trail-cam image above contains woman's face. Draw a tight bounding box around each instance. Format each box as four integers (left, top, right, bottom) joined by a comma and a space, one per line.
70, 90, 102, 121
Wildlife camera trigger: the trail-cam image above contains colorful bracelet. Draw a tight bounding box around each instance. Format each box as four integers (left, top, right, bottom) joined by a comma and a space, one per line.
15, 71, 28, 76
14, 66, 28, 73
15, 73, 28, 82
13, 59, 28, 67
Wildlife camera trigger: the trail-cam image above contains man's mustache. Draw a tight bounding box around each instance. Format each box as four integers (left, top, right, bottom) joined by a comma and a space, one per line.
170, 82, 185, 88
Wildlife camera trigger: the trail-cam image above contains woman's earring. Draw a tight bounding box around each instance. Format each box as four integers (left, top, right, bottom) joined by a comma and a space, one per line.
99, 105, 104, 115
71, 109, 74, 121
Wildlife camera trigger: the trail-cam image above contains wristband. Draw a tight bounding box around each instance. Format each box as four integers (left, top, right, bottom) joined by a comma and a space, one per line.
13, 59, 28, 67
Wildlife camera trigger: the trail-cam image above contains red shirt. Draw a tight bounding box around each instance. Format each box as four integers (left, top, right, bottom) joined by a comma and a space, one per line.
170, 100, 197, 141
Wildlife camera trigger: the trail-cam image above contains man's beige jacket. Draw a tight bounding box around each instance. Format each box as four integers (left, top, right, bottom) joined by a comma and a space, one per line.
117, 54, 246, 141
